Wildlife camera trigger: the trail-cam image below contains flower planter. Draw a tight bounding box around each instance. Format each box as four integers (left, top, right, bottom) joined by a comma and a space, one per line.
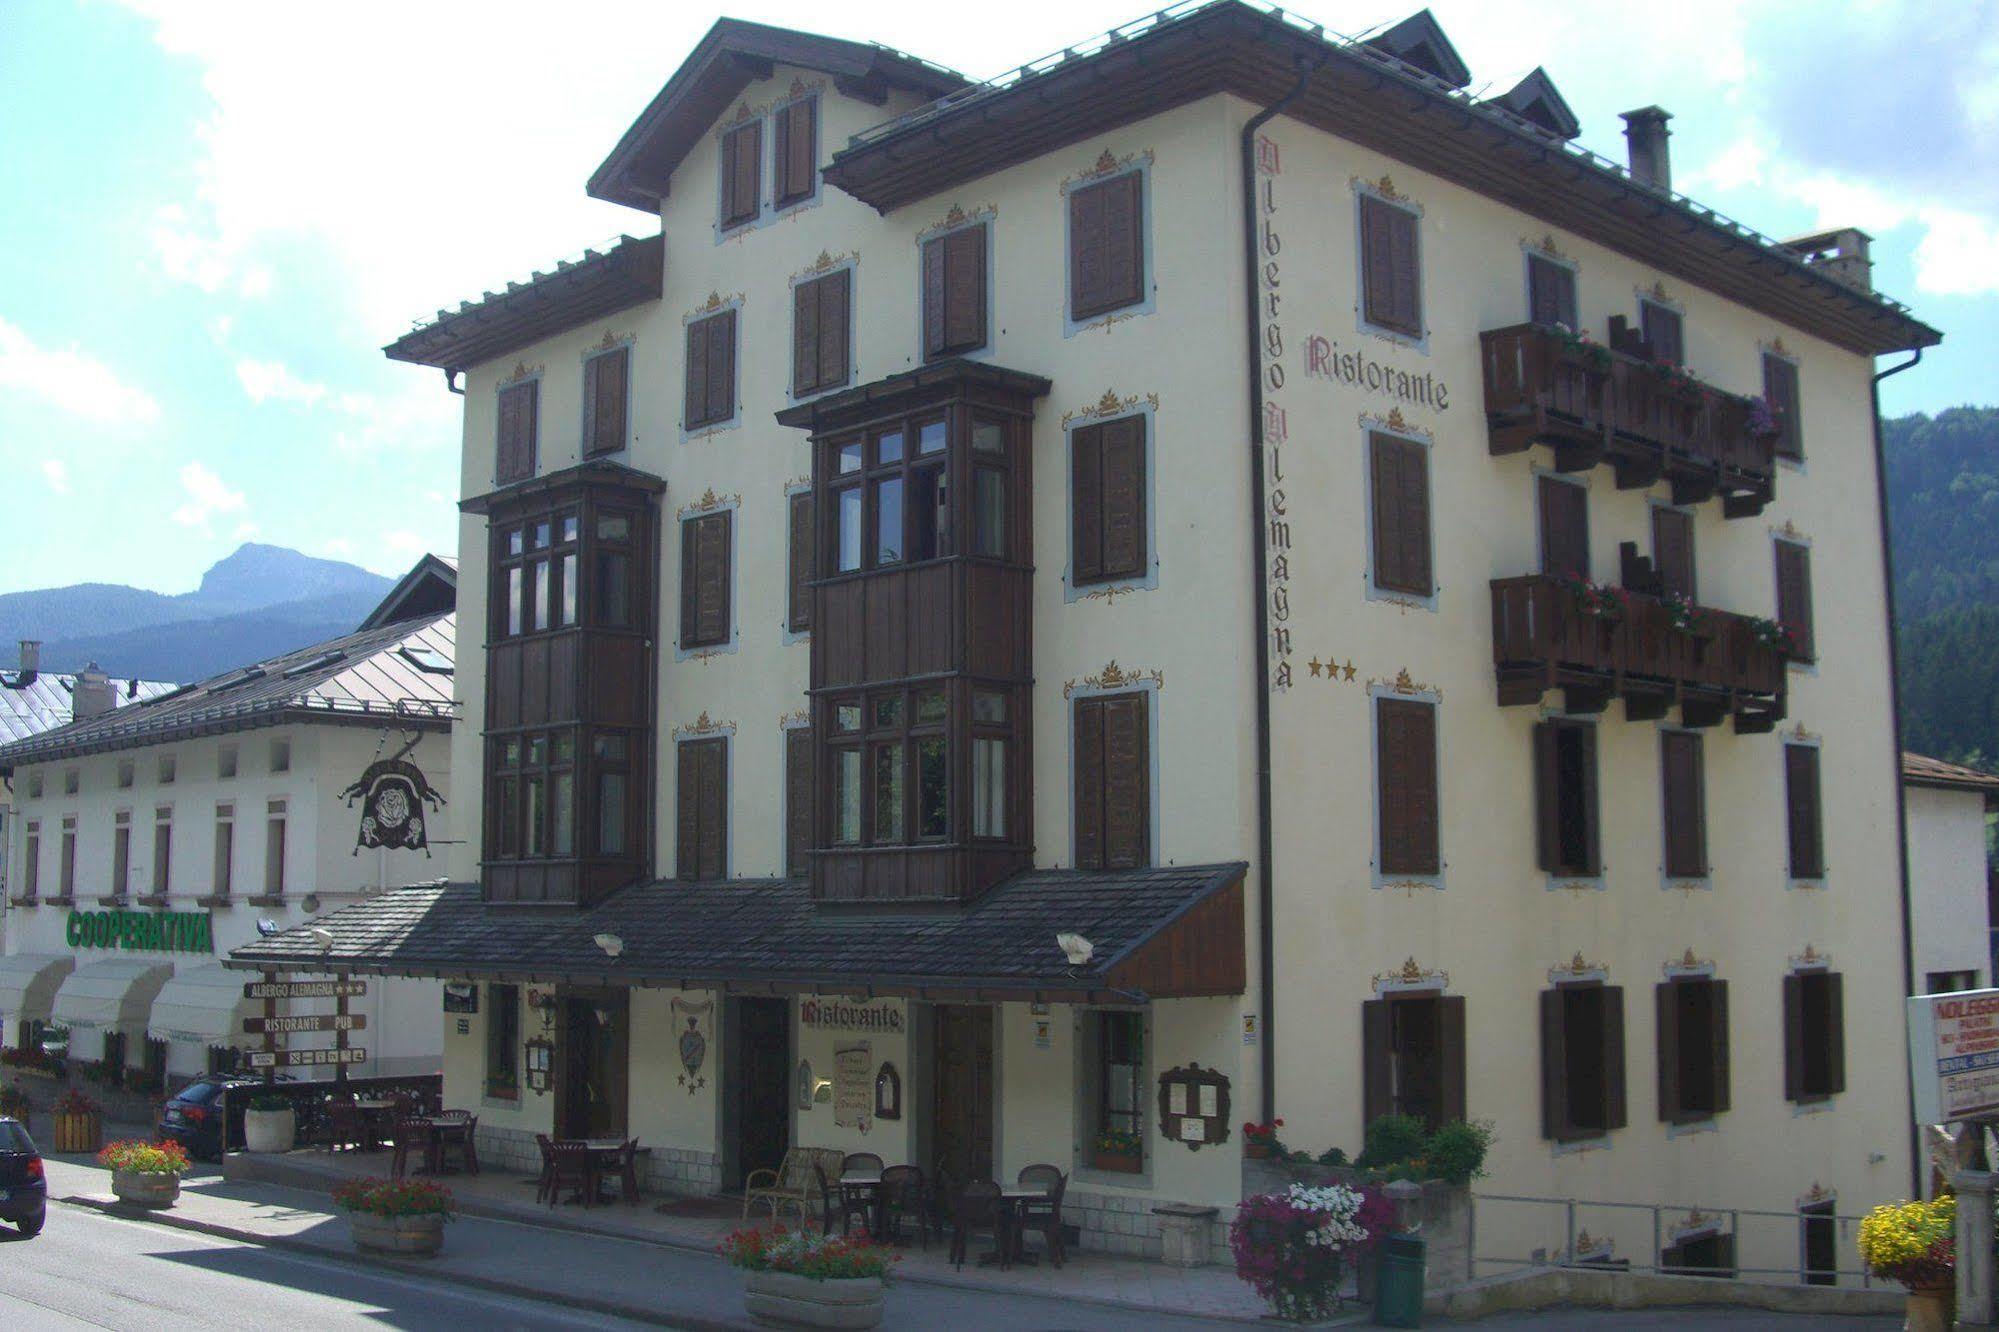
52, 1110, 101, 1154
1904, 1283, 1954, 1332
349, 1211, 446, 1258
1244, 1141, 1272, 1160
742, 1271, 885, 1330
243, 1107, 296, 1154
1091, 1148, 1142, 1174
111, 1169, 180, 1209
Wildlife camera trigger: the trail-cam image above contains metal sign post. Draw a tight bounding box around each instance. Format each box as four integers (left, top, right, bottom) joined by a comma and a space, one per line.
259, 969, 277, 1088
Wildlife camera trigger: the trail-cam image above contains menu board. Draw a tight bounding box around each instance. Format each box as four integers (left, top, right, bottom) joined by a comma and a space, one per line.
834, 1042, 873, 1131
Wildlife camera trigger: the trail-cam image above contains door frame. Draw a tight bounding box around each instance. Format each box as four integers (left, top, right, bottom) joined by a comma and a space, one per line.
921, 1002, 1001, 1184
555, 985, 629, 1141
721, 994, 794, 1189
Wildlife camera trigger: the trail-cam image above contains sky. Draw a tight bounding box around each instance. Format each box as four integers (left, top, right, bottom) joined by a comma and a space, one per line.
0, 0, 1994, 596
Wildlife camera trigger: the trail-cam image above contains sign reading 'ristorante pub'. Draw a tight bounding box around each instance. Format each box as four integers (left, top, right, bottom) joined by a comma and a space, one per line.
66, 908, 213, 955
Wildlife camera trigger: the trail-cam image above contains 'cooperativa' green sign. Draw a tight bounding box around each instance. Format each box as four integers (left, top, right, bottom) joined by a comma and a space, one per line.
66, 909, 213, 954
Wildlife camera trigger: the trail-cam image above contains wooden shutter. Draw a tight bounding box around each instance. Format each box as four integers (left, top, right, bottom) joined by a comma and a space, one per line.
707, 310, 735, 425
1528, 254, 1576, 328
1101, 693, 1150, 869
583, 347, 627, 457
1538, 476, 1588, 578
1071, 423, 1105, 586
1361, 196, 1421, 337
773, 98, 815, 208
945, 224, 987, 355
1661, 731, 1707, 877
1652, 507, 1696, 601
1782, 973, 1805, 1101
1362, 999, 1392, 1127
1074, 416, 1146, 586
1539, 988, 1569, 1140
1775, 540, 1814, 661
785, 728, 812, 877
1378, 698, 1440, 876
921, 235, 949, 359
1785, 744, 1824, 878
1438, 995, 1467, 1124
676, 739, 726, 881
684, 317, 709, 426
792, 277, 820, 398
1709, 980, 1731, 1114
1603, 986, 1627, 1131
1578, 726, 1602, 876
496, 381, 537, 484
675, 743, 699, 880
816, 268, 848, 391
1073, 697, 1106, 869
1069, 172, 1144, 320
1824, 973, 1845, 1095
721, 121, 760, 227
1764, 353, 1803, 461
1655, 981, 1682, 1122
1532, 722, 1561, 873
680, 512, 730, 648
1641, 301, 1683, 365
1370, 433, 1432, 596
787, 492, 813, 632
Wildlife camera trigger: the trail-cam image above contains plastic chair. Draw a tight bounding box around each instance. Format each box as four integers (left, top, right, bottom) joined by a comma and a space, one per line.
1015, 1164, 1068, 1268
389, 1117, 432, 1179
949, 1179, 1006, 1271
547, 1140, 595, 1208
324, 1098, 364, 1153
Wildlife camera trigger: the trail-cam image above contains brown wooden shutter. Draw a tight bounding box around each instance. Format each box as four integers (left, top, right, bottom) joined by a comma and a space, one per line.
1782, 974, 1805, 1101
1388, 206, 1421, 335
774, 98, 815, 208
1532, 721, 1561, 873
1069, 176, 1106, 317
1709, 979, 1731, 1114
1378, 698, 1440, 876
1073, 698, 1106, 869
684, 317, 709, 426
1100, 415, 1146, 580
921, 235, 948, 359
1652, 506, 1696, 601
1661, 731, 1707, 877
1100, 693, 1150, 869
1370, 434, 1432, 596
675, 743, 700, 880
1071, 423, 1105, 586
1764, 353, 1803, 461
1538, 476, 1589, 578
1641, 302, 1683, 365
943, 224, 986, 355
698, 739, 726, 880
1438, 995, 1467, 1124
707, 310, 735, 424
1579, 725, 1602, 876
1528, 254, 1576, 327
1539, 988, 1569, 1140
1655, 982, 1682, 1122
1603, 985, 1627, 1131
787, 492, 812, 632
698, 512, 731, 647
1362, 999, 1392, 1127
1785, 744, 1824, 878
1824, 973, 1845, 1095
1775, 540, 1814, 661
722, 121, 760, 227
792, 278, 820, 398
1361, 197, 1421, 337
785, 727, 812, 877
583, 347, 627, 457
496, 381, 537, 484
1070, 172, 1143, 320
817, 268, 848, 391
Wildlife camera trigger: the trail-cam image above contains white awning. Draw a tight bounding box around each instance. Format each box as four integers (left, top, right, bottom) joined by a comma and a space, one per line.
0, 954, 75, 1028
51, 958, 174, 1032
149, 964, 258, 1046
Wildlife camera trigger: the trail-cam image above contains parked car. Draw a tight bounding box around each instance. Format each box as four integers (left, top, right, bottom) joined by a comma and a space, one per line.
157, 1075, 264, 1161
0, 1117, 47, 1237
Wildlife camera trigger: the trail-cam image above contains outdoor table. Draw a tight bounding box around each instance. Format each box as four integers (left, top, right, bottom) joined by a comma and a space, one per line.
425, 1116, 473, 1175
573, 1138, 645, 1204
982, 1189, 1047, 1267
839, 1171, 884, 1237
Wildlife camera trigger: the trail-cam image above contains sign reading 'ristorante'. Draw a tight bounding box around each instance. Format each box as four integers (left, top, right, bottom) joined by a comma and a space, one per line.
66, 909, 213, 954
799, 998, 905, 1033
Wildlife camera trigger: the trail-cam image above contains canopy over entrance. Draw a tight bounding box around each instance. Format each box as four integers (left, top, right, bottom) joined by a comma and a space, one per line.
149, 963, 257, 1046
52, 958, 174, 1032
0, 953, 75, 1029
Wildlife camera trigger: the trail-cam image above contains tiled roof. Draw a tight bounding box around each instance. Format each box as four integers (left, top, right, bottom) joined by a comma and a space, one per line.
226, 863, 1248, 999
0, 614, 456, 767
1903, 752, 1999, 795
0, 672, 179, 746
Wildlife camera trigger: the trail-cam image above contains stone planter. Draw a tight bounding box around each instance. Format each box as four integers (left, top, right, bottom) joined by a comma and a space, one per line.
1903, 1283, 1954, 1332
349, 1211, 446, 1258
51, 1110, 101, 1154
742, 1271, 885, 1330
1091, 1147, 1142, 1174
111, 1169, 180, 1209
243, 1107, 296, 1154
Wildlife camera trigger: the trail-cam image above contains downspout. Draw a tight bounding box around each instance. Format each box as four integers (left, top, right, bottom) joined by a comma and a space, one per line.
1870, 346, 1922, 1196
1242, 55, 1322, 1124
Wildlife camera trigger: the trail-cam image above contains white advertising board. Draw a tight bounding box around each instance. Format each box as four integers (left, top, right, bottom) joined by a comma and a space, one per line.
1908, 988, 1999, 1124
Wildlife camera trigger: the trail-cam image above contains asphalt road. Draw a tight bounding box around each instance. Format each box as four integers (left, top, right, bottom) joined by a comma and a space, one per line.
0, 1201, 646, 1331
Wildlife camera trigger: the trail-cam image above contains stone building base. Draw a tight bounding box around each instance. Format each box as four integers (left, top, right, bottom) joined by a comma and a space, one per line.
473, 1125, 720, 1198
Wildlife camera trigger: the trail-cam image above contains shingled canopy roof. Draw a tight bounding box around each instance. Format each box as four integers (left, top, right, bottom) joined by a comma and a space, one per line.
226, 863, 1248, 1004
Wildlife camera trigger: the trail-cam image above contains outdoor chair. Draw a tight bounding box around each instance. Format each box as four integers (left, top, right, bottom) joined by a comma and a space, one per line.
949, 1178, 1007, 1271
546, 1140, 596, 1208
389, 1117, 432, 1179
324, 1097, 364, 1154
841, 1151, 883, 1175
878, 1165, 929, 1250
611, 1137, 641, 1205
1015, 1164, 1068, 1268
533, 1133, 556, 1204
433, 1110, 478, 1175
743, 1147, 841, 1228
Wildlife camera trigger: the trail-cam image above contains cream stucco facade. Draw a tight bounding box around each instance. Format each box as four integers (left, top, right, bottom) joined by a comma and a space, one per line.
1906, 782, 1992, 992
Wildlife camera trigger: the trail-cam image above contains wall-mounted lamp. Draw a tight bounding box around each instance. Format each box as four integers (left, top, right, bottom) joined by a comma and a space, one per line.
594, 933, 624, 958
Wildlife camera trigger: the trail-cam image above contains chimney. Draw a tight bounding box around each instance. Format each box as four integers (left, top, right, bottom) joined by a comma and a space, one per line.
18, 640, 40, 682
72, 662, 116, 721
1620, 106, 1673, 191
1785, 226, 1875, 293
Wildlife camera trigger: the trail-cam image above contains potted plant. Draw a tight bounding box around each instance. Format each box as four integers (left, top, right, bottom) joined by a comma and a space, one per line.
243, 1091, 297, 1154
1242, 1118, 1286, 1160
722, 1226, 896, 1330
0, 1083, 30, 1129
1549, 322, 1611, 372
1091, 1128, 1143, 1174
1229, 1182, 1393, 1321
100, 1139, 191, 1209
51, 1088, 102, 1154
1858, 1194, 1955, 1332
333, 1177, 454, 1257
1747, 615, 1801, 657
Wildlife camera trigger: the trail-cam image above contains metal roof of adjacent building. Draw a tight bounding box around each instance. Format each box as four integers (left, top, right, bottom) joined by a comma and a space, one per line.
0, 671, 180, 747
1903, 752, 1999, 798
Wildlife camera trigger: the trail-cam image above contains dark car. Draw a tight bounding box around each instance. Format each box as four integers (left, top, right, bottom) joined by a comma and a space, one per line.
157, 1075, 262, 1161
0, 1117, 47, 1237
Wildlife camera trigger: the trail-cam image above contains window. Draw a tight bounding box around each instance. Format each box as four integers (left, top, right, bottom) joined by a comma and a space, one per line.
921, 222, 988, 360
594, 510, 637, 630
1764, 352, 1803, 462
59, 816, 76, 900
493, 510, 581, 639
218, 745, 237, 780
1784, 743, 1824, 879
773, 95, 818, 210
719, 119, 761, 229
1775, 539, 1815, 662
1656, 977, 1730, 1123
1362, 992, 1466, 1131
151, 807, 172, 896
1094, 1010, 1144, 1149
1537, 475, 1588, 579
1640, 299, 1683, 366
583, 345, 630, 457
112, 811, 130, 901
20, 823, 37, 901
684, 309, 737, 429
1069, 171, 1144, 321
676, 738, 727, 881
785, 727, 812, 877
1533, 719, 1601, 876
831, 745, 862, 845
1652, 506, 1695, 601
117, 760, 133, 789
1527, 252, 1577, 328
485, 983, 520, 1100
1071, 415, 1147, 586
1783, 970, 1845, 1103
1660, 730, 1707, 879
1359, 194, 1422, 338
1074, 692, 1150, 870
1538, 981, 1626, 1141
1376, 697, 1440, 877
792, 269, 851, 397
787, 492, 813, 632
1368, 433, 1433, 597
489, 733, 577, 861
159, 755, 176, 784
594, 734, 630, 857
265, 799, 287, 897
269, 740, 289, 774
826, 418, 956, 576
1928, 970, 1979, 994
212, 804, 234, 898
63, 769, 78, 796
679, 511, 732, 649
496, 379, 538, 484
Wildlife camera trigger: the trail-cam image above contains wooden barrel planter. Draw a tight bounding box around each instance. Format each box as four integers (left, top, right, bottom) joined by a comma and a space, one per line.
349, 1212, 446, 1258
742, 1271, 885, 1330
51, 1110, 101, 1154
111, 1169, 180, 1209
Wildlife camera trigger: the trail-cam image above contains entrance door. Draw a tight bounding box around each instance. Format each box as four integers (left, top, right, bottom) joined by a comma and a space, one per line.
930, 1005, 994, 1188
1801, 1202, 1837, 1285
732, 997, 791, 1189
558, 990, 629, 1140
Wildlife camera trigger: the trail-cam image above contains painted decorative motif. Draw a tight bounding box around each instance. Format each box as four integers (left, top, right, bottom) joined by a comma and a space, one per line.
1062, 147, 1153, 187
503, 361, 542, 385
795, 249, 858, 280
1157, 1063, 1230, 1150
688, 291, 744, 319
1353, 173, 1414, 206
1548, 951, 1607, 982
672, 996, 712, 1094
1305, 657, 1358, 682
1368, 667, 1439, 699
1663, 947, 1714, 976
1062, 659, 1163, 699
777, 710, 808, 730
678, 487, 740, 518
591, 328, 630, 353
339, 735, 446, 855
671, 711, 734, 742
1790, 943, 1830, 970
1060, 387, 1158, 428
1373, 956, 1450, 992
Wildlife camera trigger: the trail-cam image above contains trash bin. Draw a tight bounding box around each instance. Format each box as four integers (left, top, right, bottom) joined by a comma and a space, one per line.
1373, 1232, 1425, 1327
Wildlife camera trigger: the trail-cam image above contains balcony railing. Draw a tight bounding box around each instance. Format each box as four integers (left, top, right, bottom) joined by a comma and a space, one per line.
1480, 323, 1777, 518
1490, 575, 1787, 732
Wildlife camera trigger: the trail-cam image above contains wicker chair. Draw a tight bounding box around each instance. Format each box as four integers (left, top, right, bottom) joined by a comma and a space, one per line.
1014, 1164, 1068, 1268
743, 1147, 843, 1227
949, 1178, 1007, 1271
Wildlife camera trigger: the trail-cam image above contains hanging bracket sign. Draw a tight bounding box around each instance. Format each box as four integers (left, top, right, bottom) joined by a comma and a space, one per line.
248, 1047, 368, 1069
244, 980, 368, 1000
1909, 989, 1999, 1123
243, 1014, 366, 1035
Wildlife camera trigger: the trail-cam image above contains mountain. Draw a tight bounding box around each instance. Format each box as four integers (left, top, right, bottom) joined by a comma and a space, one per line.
0, 545, 392, 683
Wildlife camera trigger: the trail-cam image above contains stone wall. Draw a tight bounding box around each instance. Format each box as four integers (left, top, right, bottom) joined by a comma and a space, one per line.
1064, 1187, 1233, 1266
473, 1125, 720, 1198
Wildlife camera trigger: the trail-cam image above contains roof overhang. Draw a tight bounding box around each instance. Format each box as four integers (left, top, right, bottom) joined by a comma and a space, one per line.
1903, 752, 1999, 808
774, 358, 1054, 434
459, 459, 668, 518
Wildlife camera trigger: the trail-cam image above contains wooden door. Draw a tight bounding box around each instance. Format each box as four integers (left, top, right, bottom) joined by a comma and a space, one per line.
733, 998, 792, 1188
558, 990, 628, 1140
930, 1005, 994, 1188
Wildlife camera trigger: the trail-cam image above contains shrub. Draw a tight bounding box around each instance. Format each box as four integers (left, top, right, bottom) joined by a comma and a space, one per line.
332, 1176, 455, 1219
246, 1092, 293, 1113
1358, 1115, 1428, 1170
98, 1139, 191, 1175
0, 1085, 29, 1119
1229, 1184, 1392, 1321
53, 1088, 101, 1116
1858, 1195, 1956, 1289
720, 1226, 896, 1281
1425, 1120, 1494, 1186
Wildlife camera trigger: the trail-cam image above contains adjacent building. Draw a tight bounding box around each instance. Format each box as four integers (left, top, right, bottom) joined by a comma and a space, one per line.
234, 5, 1938, 1276
0, 559, 457, 1085
1903, 752, 1998, 994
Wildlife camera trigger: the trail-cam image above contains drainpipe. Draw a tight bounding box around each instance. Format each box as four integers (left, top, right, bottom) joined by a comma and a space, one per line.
1242, 55, 1322, 1125
1870, 347, 1922, 1196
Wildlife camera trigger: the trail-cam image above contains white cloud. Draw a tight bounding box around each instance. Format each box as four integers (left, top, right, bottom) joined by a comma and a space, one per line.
321, 537, 355, 558
41, 460, 70, 494
0, 316, 161, 426
1779, 169, 1999, 297
170, 462, 248, 531
235, 357, 327, 406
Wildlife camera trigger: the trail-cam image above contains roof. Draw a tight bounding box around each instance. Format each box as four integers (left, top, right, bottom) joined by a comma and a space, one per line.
1903, 752, 1999, 798
359, 554, 458, 631
774, 358, 1054, 432
459, 458, 668, 517
0, 614, 457, 768
1480, 67, 1581, 141
0, 671, 179, 747
586, 18, 968, 212
383, 233, 664, 373
821, 1, 1938, 356
227, 862, 1249, 1002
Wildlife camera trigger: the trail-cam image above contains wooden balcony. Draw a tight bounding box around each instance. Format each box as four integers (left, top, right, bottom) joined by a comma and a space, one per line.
1480, 323, 1777, 517
1490, 575, 1787, 733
